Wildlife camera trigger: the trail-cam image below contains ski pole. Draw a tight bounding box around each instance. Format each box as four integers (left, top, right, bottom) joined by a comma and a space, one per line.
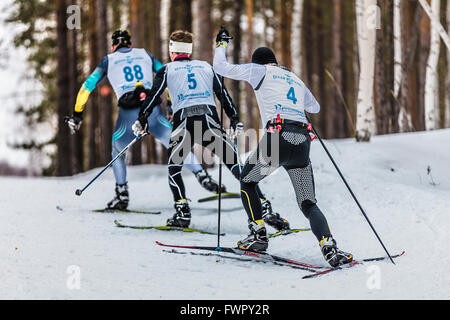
75, 132, 148, 196
233, 136, 242, 175
216, 75, 226, 251
306, 116, 395, 265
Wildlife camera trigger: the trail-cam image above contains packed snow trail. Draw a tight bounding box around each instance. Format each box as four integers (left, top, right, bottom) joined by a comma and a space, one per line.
0, 129, 449, 299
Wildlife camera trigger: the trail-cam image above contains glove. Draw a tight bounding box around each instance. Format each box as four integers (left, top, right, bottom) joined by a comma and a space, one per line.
132, 116, 148, 137
230, 115, 244, 138
65, 112, 83, 134
216, 26, 233, 47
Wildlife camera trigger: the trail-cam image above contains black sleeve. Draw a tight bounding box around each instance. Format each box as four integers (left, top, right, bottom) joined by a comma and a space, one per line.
212, 70, 239, 120
140, 66, 168, 118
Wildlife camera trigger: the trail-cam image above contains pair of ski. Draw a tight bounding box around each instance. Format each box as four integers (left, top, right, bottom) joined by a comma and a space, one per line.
155, 241, 405, 279
91, 192, 241, 215
114, 219, 310, 238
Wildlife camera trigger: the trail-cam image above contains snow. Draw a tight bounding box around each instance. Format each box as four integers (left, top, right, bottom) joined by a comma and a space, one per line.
1, 129, 449, 299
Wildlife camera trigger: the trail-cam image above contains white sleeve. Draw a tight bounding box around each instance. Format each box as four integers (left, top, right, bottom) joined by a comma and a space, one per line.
213, 46, 266, 89
304, 86, 320, 114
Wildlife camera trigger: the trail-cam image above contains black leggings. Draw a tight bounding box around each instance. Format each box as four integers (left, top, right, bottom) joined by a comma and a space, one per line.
168, 106, 265, 202
240, 126, 332, 241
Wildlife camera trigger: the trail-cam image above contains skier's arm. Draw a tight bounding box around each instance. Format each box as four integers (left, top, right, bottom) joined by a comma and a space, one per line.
213, 45, 266, 89
74, 56, 108, 114
212, 70, 238, 120
304, 86, 320, 114
146, 50, 164, 73
139, 66, 168, 119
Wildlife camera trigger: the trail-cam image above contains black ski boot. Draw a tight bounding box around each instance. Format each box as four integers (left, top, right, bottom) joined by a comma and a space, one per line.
237, 220, 269, 252
261, 199, 290, 231
107, 183, 129, 210
195, 169, 226, 194
319, 237, 353, 267
167, 199, 191, 228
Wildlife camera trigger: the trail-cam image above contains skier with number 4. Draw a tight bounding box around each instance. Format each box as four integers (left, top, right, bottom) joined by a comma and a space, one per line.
213, 27, 353, 267
132, 30, 287, 230
66, 29, 227, 211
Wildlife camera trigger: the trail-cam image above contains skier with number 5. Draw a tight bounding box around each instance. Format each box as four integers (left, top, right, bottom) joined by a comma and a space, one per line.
132, 30, 287, 230
66, 29, 227, 211
213, 27, 353, 267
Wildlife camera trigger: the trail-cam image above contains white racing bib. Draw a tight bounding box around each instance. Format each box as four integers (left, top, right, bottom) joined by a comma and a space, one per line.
107, 48, 154, 98
255, 65, 315, 126
166, 60, 217, 114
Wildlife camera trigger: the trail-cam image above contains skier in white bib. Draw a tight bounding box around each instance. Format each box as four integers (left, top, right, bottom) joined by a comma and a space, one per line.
213, 27, 353, 267
66, 30, 227, 210
133, 30, 287, 230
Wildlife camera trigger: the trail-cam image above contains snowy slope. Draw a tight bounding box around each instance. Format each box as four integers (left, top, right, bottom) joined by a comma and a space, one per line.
1, 129, 449, 300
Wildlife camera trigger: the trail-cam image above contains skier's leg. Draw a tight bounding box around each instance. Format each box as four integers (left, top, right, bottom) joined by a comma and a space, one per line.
147, 106, 224, 193
236, 132, 290, 251
202, 113, 241, 179
282, 127, 352, 267
147, 105, 203, 174
109, 108, 140, 209
285, 162, 332, 240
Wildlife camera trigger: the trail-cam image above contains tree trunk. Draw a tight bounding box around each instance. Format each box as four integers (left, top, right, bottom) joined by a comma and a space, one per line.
144, 0, 162, 164
424, 0, 441, 130
56, 0, 73, 176
96, 0, 113, 166
375, 0, 387, 135
88, 0, 99, 169
397, 3, 423, 132
446, 0, 450, 127
280, 0, 293, 69
193, 0, 213, 63
170, 0, 192, 32
393, 0, 402, 98
291, 0, 303, 77
355, 0, 377, 141
68, 26, 83, 173
332, 0, 345, 138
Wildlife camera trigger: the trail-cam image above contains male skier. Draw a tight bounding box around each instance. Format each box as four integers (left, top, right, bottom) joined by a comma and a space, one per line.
66, 29, 225, 210
213, 27, 353, 267
132, 30, 287, 230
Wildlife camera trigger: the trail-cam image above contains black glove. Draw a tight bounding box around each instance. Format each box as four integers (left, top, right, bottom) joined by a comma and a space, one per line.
65, 112, 83, 134
216, 26, 233, 44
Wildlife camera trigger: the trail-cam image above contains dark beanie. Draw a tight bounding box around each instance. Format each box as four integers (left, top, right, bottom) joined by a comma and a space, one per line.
251, 47, 278, 65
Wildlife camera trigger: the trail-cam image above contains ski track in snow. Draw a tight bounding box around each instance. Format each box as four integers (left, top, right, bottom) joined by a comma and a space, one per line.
1, 129, 449, 299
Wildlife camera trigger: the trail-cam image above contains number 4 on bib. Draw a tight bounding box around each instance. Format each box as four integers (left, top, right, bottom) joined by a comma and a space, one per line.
287, 87, 297, 104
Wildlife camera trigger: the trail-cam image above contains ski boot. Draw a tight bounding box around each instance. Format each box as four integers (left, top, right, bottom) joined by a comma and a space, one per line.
195, 169, 226, 194
319, 237, 353, 267
107, 183, 129, 210
237, 220, 269, 252
167, 199, 191, 228
261, 199, 290, 231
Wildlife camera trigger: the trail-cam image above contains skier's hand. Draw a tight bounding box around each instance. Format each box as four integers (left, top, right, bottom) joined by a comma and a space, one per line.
65, 113, 82, 134
230, 115, 244, 138
132, 118, 148, 137
216, 26, 233, 47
